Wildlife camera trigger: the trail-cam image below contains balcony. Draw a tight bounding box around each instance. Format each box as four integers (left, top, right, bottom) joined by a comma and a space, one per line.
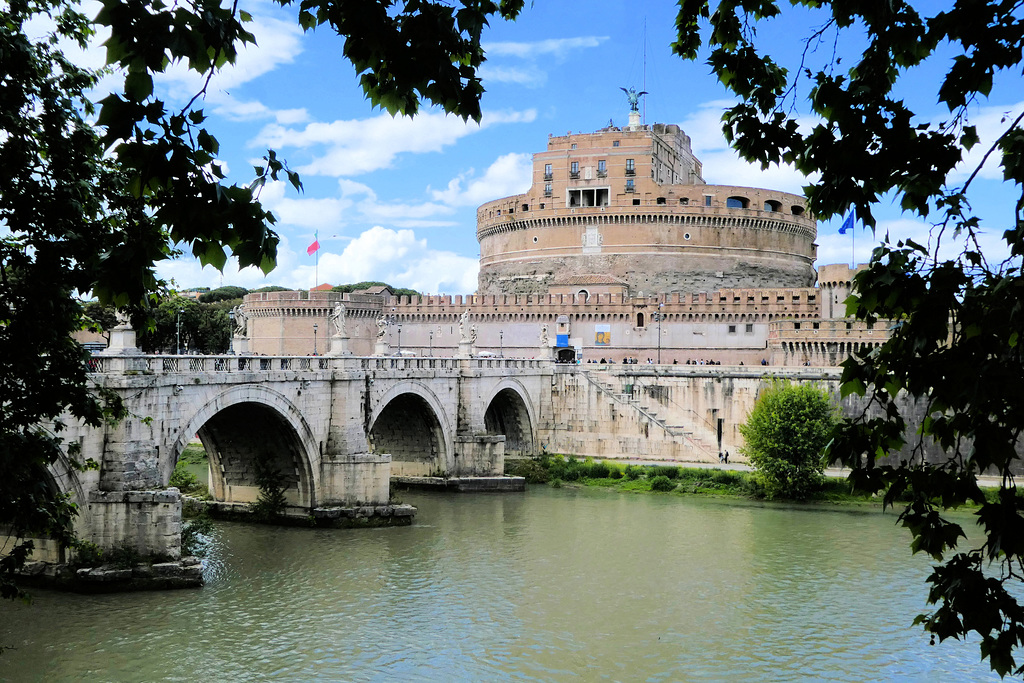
625, 168, 636, 176
624, 185, 636, 193
543, 173, 552, 181
569, 171, 580, 180
596, 169, 607, 178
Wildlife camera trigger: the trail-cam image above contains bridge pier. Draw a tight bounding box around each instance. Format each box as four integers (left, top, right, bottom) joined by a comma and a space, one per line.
319, 453, 392, 506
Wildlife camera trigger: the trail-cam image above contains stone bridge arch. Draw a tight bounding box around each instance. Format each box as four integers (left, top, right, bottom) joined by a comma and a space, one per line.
172, 384, 320, 509
483, 378, 538, 458
368, 381, 453, 476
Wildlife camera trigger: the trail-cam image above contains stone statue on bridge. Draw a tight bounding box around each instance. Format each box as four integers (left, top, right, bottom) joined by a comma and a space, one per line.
539, 324, 549, 347
376, 314, 388, 341
470, 324, 478, 344
459, 309, 471, 343
329, 304, 347, 337
231, 306, 248, 338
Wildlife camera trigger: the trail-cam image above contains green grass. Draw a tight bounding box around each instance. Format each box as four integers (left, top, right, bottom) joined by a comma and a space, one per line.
505, 455, 878, 504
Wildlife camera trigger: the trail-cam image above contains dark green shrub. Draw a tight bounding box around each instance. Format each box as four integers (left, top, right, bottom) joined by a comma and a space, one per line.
505, 458, 550, 483
169, 463, 205, 496
650, 475, 676, 492
586, 460, 611, 478
625, 465, 643, 480
608, 465, 623, 480
648, 465, 680, 479
72, 540, 104, 567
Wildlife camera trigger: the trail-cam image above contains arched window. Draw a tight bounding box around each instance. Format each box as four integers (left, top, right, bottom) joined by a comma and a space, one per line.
726, 196, 749, 209
764, 200, 782, 212
637, 312, 645, 328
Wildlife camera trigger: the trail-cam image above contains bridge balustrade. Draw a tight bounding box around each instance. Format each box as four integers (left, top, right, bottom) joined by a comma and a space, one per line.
86, 354, 550, 375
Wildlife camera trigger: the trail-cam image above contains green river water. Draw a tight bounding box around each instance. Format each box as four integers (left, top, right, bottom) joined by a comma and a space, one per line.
0, 487, 1001, 681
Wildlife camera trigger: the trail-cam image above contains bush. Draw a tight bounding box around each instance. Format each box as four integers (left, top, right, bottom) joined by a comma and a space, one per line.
624, 465, 644, 480
505, 458, 551, 483
169, 464, 205, 496
72, 540, 104, 567
739, 379, 839, 500
585, 460, 611, 478
608, 465, 623, 480
648, 465, 680, 479
650, 475, 676, 492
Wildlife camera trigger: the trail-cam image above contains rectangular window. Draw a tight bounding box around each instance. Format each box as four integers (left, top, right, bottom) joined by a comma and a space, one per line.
571, 143, 577, 149
570, 161, 579, 179
728, 325, 736, 334
745, 324, 753, 333
613, 140, 620, 147
544, 183, 552, 197
704, 195, 712, 207
625, 179, 635, 193
598, 160, 606, 173
625, 158, 635, 175
544, 163, 552, 180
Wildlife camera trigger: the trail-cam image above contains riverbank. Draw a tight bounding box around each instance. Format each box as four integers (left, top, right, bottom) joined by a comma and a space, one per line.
504, 455, 1005, 507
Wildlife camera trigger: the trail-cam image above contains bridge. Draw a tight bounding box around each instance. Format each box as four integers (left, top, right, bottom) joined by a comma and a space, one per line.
38, 354, 552, 566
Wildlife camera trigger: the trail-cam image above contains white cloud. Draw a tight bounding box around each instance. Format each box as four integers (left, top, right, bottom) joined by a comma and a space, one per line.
483, 37, 608, 59
478, 65, 545, 86
431, 153, 533, 206
950, 101, 1024, 182
298, 226, 479, 293
256, 108, 537, 177
681, 101, 816, 194
814, 216, 1015, 270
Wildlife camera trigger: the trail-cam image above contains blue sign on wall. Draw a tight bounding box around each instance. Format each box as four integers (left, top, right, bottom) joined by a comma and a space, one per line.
556, 334, 569, 348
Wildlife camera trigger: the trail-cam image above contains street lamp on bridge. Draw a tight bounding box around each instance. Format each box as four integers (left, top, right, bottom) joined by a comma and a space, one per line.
397, 324, 402, 356
228, 309, 235, 355
500, 329, 504, 357
176, 308, 184, 355
428, 330, 433, 357
313, 323, 318, 356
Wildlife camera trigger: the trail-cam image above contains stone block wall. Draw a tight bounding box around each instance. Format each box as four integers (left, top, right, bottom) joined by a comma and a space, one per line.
319, 454, 391, 506
85, 490, 182, 559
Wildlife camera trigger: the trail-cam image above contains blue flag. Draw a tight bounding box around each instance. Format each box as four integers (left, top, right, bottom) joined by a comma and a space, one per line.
838, 213, 854, 234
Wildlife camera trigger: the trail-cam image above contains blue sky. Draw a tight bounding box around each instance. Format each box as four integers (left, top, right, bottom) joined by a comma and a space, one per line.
73, 1, 1024, 293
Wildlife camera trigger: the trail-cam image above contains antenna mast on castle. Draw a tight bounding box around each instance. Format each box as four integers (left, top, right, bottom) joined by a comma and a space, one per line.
642, 17, 647, 125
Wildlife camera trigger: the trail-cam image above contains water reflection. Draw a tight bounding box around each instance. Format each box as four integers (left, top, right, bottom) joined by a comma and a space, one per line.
0, 488, 998, 681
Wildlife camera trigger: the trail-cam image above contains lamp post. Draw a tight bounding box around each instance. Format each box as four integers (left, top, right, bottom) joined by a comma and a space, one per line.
397, 324, 402, 356
428, 330, 433, 357
176, 308, 183, 355
500, 329, 504, 357
313, 323, 318, 356
656, 304, 664, 365
228, 309, 235, 355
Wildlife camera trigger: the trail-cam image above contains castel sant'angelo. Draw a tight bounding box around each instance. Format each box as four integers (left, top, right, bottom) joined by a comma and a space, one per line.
240, 103, 884, 366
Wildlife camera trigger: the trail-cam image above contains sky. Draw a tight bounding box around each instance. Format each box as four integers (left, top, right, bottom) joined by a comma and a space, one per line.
68, 1, 1024, 294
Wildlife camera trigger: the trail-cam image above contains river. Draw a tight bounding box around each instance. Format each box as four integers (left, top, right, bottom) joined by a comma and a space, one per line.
0, 487, 999, 681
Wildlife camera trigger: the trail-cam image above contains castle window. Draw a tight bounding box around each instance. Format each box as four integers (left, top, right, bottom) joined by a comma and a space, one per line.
522, 203, 529, 211
679, 197, 689, 205
544, 163, 552, 180
597, 159, 607, 177
728, 325, 736, 334
625, 158, 635, 175
570, 161, 580, 179
569, 187, 609, 207
571, 143, 577, 149
657, 197, 666, 205
613, 140, 620, 147
813, 322, 820, 330
637, 312, 645, 327
726, 196, 749, 209
794, 322, 801, 330
704, 195, 713, 207
791, 205, 805, 216
764, 200, 782, 212
745, 324, 754, 333
539, 203, 545, 209
633, 198, 640, 205
625, 179, 635, 193
544, 183, 552, 197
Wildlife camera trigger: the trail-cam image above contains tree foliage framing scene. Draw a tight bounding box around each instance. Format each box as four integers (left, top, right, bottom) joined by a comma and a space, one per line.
677, 0, 1024, 676
0, 0, 524, 602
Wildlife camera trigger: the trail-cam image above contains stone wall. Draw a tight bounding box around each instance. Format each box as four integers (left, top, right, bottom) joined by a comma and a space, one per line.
85, 490, 182, 559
